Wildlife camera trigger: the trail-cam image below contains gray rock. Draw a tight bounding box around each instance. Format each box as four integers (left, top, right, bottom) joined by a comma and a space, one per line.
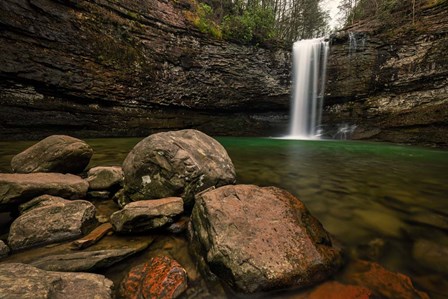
0, 173, 88, 208
0, 263, 113, 299
31, 248, 140, 272
413, 239, 448, 274
0, 240, 10, 259
111, 197, 184, 233
189, 184, 343, 294
11, 135, 93, 174
8, 200, 97, 250
122, 130, 236, 205
87, 166, 124, 190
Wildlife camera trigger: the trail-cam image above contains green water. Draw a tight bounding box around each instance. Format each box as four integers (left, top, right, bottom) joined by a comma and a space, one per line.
1, 137, 447, 297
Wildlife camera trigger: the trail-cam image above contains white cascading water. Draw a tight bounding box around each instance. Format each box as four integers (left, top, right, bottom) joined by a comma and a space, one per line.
289, 37, 329, 139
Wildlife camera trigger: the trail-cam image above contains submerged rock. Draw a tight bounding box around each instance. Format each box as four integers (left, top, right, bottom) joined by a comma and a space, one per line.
119, 255, 187, 299
11, 135, 93, 174
0, 263, 113, 299
0, 240, 10, 259
8, 199, 97, 250
110, 197, 183, 233
306, 281, 373, 299
413, 239, 448, 274
87, 166, 124, 190
189, 184, 343, 294
0, 173, 88, 208
122, 130, 236, 205
342, 260, 429, 299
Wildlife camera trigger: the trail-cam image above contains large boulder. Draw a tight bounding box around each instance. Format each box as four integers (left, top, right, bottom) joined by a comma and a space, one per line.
189, 184, 343, 294
86, 166, 124, 190
0, 263, 113, 299
110, 197, 184, 233
119, 256, 187, 299
8, 199, 97, 250
11, 135, 93, 174
0, 173, 88, 208
122, 130, 236, 205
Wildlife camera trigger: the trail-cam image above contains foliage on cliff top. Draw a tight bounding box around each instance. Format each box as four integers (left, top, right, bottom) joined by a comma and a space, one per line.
184, 0, 329, 46
339, 0, 447, 29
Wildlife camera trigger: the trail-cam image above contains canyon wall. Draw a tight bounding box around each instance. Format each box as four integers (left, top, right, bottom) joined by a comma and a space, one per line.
0, 0, 291, 140
324, 1, 448, 147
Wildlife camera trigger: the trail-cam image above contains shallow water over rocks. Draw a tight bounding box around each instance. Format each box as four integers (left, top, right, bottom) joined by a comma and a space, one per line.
0, 137, 447, 298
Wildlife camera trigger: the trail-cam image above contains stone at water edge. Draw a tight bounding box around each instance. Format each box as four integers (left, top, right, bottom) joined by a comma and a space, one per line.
0, 173, 88, 208
122, 129, 236, 205
11, 135, 93, 174
18, 194, 68, 214
8, 199, 97, 251
341, 260, 430, 299
119, 255, 188, 299
0, 263, 113, 299
0, 240, 10, 259
87, 166, 124, 190
189, 184, 344, 294
110, 197, 183, 233
306, 281, 374, 299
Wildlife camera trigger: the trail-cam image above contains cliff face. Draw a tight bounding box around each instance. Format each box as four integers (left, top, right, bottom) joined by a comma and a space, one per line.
0, 0, 291, 139
324, 2, 448, 147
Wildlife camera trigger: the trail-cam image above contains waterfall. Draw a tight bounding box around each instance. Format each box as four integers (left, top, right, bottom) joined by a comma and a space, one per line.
289, 37, 329, 139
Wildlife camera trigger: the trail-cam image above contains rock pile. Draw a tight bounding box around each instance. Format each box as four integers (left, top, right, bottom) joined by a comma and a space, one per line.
0, 130, 429, 298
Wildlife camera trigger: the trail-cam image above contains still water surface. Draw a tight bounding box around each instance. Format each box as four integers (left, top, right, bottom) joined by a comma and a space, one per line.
1, 137, 447, 298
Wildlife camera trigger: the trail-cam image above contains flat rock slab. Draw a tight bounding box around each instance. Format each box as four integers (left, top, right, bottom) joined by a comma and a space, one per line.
120, 255, 187, 299
0, 173, 88, 208
111, 197, 184, 233
87, 166, 124, 190
306, 281, 373, 299
122, 129, 236, 205
0, 263, 113, 299
8, 199, 96, 251
11, 135, 93, 174
189, 184, 343, 294
31, 248, 140, 272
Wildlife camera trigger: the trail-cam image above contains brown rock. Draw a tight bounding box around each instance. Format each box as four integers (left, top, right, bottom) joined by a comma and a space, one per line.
189, 184, 343, 293
120, 255, 187, 299
87, 166, 124, 190
11, 135, 93, 174
342, 260, 430, 299
0, 173, 88, 208
71, 223, 113, 249
110, 197, 184, 233
307, 281, 373, 299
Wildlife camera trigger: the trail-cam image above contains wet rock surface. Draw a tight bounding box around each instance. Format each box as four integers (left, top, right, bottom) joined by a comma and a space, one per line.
119, 255, 188, 299
305, 281, 373, 299
341, 260, 430, 299
189, 184, 343, 293
123, 130, 236, 205
0, 263, 113, 299
8, 199, 97, 250
87, 166, 124, 190
111, 197, 184, 233
0, 173, 88, 208
11, 135, 93, 174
